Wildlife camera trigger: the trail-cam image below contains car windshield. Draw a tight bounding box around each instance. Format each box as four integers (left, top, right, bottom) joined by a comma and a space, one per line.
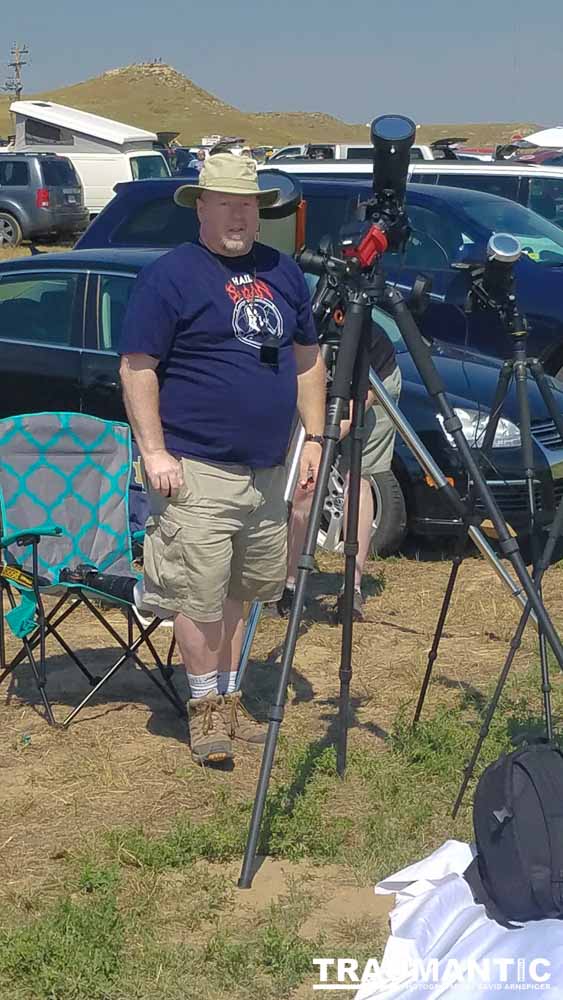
372, 307, 406, 354
302, 274, 406, 354
459, 197, 563, 264
130, 155, 170, 180
41, 159, 80, 186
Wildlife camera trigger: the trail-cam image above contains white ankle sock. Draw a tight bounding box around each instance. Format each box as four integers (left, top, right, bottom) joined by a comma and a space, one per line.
218, 670, 237, 695
187, 670, 218, 700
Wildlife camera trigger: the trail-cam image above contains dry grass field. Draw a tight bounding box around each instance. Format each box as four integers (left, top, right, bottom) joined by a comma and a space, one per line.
1, 543, 563, 998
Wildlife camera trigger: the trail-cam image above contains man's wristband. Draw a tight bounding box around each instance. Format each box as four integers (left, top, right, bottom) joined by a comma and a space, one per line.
304, 434, 324, 445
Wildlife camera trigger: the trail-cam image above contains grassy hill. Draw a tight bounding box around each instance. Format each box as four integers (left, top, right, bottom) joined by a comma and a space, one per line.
0, 62, 539, 148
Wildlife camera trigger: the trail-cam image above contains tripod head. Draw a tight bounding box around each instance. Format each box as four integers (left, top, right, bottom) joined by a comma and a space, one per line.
461, 233, 528, 337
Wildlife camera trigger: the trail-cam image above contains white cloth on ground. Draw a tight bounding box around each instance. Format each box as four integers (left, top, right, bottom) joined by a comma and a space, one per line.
354, 839, 563, 999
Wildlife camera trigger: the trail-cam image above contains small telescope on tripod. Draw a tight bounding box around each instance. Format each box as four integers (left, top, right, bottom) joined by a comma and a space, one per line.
239, 113, 563, 888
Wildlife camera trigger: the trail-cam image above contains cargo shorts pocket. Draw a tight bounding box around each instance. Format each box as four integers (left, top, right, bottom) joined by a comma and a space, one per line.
144, 517, 187, 597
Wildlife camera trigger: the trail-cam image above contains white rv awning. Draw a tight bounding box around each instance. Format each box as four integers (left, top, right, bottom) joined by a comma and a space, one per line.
10, 101, 158, 144
524, 126, 563, 148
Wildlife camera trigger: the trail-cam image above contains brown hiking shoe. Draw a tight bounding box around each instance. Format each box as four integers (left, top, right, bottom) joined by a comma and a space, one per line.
188, 694, 233, 765
221, 692, 267, 744
333, 588, 365, 624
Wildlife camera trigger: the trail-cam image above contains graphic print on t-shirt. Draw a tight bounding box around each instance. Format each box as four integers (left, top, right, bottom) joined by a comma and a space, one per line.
225, 273, 283, 350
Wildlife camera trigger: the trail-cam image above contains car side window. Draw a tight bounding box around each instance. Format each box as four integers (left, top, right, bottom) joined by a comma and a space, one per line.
98, 274, 135, 350
0, 160, 29, 186
346, 148, 373, 161
527, 178, 563, 225
410, 172, 439, 185
385, 205, 463, 270
402, 229, 451, 268
112, 198, 200, 246
407, 205, 464, 260
304, 193, 363, 250
435, 172, 519, 202
0, 272, 79, 345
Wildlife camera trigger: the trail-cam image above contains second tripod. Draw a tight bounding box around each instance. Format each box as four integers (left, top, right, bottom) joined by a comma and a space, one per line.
414, 232, 563, 800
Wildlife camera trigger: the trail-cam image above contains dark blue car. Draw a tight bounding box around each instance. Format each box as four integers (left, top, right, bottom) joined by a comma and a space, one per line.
76, 177, 563, 376
2, 248, 563, 548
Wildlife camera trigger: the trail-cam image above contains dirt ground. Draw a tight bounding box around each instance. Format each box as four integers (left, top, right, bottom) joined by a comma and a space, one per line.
2, 547, 561, 932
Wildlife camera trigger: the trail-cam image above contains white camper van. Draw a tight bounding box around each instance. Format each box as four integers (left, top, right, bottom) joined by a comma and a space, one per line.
11, 101, 171, 216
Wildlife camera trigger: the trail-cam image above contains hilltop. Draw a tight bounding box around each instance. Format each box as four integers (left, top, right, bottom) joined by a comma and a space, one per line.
0, 63, 539, 147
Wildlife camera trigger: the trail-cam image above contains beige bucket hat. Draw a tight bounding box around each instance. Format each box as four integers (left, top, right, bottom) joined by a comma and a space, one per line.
174, 153, 280, 209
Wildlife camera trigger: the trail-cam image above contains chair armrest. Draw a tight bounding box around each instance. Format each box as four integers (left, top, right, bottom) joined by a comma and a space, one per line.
132, 530, 145, 543
1, 525, 64, 548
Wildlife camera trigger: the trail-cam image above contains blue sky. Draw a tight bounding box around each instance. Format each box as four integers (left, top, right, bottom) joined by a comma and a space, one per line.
3, 0, 562, 125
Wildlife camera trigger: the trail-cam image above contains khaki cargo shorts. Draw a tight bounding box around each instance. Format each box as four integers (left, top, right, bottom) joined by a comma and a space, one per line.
338, 366, 402, 478
141, 457, 288, 623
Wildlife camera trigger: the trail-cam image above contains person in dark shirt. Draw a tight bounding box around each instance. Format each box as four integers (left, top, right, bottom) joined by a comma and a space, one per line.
279, 316, 401, 623
119, 154, 326, 766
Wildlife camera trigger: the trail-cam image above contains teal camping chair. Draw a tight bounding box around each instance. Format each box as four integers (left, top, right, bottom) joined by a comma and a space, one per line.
0, 412, 185, 726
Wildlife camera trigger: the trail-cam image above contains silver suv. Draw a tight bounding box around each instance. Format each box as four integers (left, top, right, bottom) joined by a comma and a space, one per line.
0, 153, 89, 246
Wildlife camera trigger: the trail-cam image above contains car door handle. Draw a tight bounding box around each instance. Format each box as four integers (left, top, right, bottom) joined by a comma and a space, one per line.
93, 375, 119, 391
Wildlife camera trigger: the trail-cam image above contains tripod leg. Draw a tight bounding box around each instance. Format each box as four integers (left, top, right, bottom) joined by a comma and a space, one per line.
527, 358, 563, 733
413, 541, 464, 726
529, 359, 563, 443
239, 300, 366, 890
367, 368, 535, 621
386, 287, 563, 671
453, 610, 528, 818
480, 361, 513, 452
414, 354, 512, 727
337, 319, 371, 776
514, 347, 553, 739
414, 358, 513, 728
453, 490, 563, 815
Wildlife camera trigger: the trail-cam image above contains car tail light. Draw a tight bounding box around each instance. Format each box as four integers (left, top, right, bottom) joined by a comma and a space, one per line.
36, 188, 50, 208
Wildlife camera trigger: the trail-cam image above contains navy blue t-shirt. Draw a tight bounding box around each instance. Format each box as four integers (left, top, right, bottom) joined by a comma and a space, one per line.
120, 241, 318, 467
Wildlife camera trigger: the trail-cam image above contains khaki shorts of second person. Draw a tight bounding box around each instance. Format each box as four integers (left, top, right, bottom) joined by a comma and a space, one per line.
338, 365, 402, 478
141, 458, 288, 623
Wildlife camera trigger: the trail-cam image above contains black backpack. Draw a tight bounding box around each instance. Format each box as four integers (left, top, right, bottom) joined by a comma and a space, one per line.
465, 743, 563, 925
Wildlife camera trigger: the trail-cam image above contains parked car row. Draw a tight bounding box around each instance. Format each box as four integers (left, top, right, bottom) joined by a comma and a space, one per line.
75, 176, 563, 376
268, 138, 483, 163
263, 160, 563, 230
3, 171, 563, 548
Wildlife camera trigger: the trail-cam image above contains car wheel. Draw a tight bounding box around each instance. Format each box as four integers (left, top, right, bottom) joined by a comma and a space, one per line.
316, 466, 407, 557
369, 470, 408, 557
0, 212, 23, 247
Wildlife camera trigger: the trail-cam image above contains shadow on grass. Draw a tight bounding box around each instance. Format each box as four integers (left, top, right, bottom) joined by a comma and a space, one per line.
2, 643, 188, 741
398, 534, 472, 564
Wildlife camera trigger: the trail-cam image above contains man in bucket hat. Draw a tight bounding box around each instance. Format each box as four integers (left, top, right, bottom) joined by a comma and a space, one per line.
120, 154, 325, 765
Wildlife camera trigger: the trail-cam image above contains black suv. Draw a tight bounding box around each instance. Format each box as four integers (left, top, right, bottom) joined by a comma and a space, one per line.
0, 153, 89, 246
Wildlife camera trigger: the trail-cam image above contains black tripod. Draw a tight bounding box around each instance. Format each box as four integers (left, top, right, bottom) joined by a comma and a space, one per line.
239, 274, 563, 889
238, 118, 563, 889
238, 266, 379, 888
412, 237, 563, 811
